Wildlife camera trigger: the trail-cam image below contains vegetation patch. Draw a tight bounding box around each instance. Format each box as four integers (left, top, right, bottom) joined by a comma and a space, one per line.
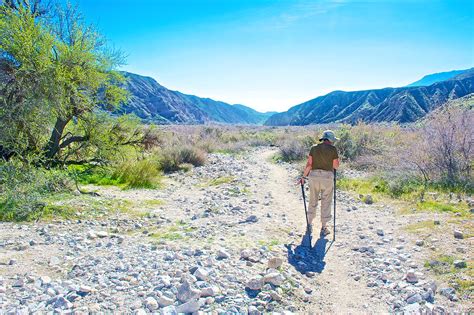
199, 176, 236, 187
257, 239, 280, 251
424, 255, 473, 296
404, 220, 437, 233
149, 221, 196, 242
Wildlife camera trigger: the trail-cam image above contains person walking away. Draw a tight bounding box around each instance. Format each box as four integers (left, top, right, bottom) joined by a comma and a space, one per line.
300, 130, 340, 237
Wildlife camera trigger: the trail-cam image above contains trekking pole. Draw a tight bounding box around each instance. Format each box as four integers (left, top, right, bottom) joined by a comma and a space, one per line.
333, 169, 337, 242
300, 178, 312, 247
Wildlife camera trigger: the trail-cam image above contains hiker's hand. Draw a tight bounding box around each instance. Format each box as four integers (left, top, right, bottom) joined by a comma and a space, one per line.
298, 177, 305, 185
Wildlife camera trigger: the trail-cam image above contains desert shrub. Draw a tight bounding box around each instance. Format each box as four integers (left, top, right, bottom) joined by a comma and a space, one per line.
157, 146, 207, 173
179, 147, 207, 166
0, 160, 73, 221
278, 136, 315, 162
336, 123, 390, 162
113, 158, 161, 188
403, 107, 473, 191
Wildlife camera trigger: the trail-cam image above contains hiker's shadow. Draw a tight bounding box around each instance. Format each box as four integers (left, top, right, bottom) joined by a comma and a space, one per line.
285, 234, 333, 274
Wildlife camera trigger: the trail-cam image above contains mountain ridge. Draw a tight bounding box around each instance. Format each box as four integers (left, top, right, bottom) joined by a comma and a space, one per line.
406, 68, 472, 87
117, 72, 273, 125
264, 72, 474, 125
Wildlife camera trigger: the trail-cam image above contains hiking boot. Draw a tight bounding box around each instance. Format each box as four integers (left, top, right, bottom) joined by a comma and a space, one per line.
320, 226, 331, 237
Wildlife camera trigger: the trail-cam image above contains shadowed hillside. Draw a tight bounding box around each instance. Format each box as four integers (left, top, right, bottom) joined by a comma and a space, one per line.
116, 72, 274, 124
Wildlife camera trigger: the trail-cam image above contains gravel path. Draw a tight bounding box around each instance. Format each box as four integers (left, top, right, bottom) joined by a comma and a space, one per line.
0, 148, 471, 314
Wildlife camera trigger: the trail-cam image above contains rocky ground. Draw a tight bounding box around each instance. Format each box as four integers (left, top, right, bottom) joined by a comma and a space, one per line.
0, 148, 472, 314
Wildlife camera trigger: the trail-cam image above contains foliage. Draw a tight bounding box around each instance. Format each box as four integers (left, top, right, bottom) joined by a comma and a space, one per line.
0, 1, 128, 164
157, 146, 207, 173
0, 160, 73, 221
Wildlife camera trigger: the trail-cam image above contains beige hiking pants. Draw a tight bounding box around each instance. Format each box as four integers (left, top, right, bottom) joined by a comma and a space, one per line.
307, 169, 334, 226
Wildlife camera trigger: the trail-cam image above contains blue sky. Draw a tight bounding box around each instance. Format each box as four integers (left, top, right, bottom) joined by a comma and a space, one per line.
74, 0, 474, 112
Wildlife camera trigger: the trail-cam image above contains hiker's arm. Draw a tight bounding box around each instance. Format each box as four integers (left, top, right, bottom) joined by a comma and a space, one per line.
303, 155, 312, 177
333, 158, 340, 169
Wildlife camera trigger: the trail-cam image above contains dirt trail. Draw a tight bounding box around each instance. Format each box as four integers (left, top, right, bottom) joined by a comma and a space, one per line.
0, 148, 470, 314
254, 150, 387, 313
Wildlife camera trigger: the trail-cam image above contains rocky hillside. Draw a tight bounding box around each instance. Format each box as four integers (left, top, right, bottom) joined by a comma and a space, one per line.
115, 72, 273, 125
265, 71, 474, 126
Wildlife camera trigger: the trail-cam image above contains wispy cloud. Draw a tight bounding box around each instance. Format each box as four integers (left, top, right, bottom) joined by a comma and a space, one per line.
272, 0, 348, 29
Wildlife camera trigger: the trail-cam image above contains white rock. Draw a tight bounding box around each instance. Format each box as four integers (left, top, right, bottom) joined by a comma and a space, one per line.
176, 299, 201, 313
158, 295, 174, 307
193, 268, 209, 281
97, 231, 108, 238
145, 297, 159, 311
264, 272, 285, 286
200, 286, 219, 297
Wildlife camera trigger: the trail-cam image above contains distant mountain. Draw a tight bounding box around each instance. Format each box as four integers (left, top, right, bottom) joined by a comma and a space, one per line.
264, 72, 474, 125
406, 68, 472, 87
116, 72, 272, 125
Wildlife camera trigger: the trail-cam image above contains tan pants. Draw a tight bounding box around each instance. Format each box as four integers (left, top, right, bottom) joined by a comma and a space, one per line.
307, 169, 334, 226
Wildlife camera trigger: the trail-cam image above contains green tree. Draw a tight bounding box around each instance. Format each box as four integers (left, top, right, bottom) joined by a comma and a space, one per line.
0, 1, 128, 164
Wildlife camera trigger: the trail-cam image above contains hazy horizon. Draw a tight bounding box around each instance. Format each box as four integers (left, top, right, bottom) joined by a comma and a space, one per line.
74, 0, 474, 112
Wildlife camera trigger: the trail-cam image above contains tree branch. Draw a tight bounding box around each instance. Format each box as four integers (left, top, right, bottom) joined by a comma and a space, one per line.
59, 135, 89, 149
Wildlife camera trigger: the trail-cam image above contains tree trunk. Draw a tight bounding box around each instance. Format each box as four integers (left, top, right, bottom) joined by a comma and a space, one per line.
45, 117, 69, 161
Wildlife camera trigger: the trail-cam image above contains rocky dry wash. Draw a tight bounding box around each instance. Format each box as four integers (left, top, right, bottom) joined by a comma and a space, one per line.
0, 148, 472, 314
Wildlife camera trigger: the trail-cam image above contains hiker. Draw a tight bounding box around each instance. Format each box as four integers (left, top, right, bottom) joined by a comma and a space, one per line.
300, 130, 340, 236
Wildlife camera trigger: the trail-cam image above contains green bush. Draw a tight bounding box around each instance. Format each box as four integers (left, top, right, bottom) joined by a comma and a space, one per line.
0, 161, 73, 221
113, 158, 162, 188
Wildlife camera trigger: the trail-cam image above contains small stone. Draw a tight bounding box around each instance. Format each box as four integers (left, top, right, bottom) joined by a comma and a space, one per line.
158, 295, 175, 307
193, 268, 209, 281
175, 299, 201, 313
364, 195, 374, 204
267, 257, 283, 269
97, 231, 108, 238
415, 240, 424, 246
453, 230, 464, 239
263, 272, 285, 286
145, 297, 159, 311
248, 305, 260, 315
39, 276, 52, 286
201, 286, 219, 297
216, 249, 230, 260
440, 287, 458, 301
406, 293, 422, 304
8, 259, 16, 265
87, 231, 97, 239
49, 256, 60, 266
376, 229, 384, 236
434, 220, 440, 225
247, 277, 264, 290
79, 285, 94, 293
160, 305, 178, 315
405, 271, 418, 283
245, 215, 258, 223
0, 286, 6, 293
453, 260, 467, 268
53, 296, 73, 309
177, 280, 200, 303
